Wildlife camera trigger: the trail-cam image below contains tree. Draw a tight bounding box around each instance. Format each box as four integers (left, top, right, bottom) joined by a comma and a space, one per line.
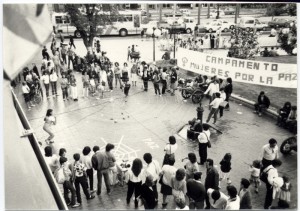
266, 3, 288, 16
64, 4, 119, 51
277, 24, 297, 55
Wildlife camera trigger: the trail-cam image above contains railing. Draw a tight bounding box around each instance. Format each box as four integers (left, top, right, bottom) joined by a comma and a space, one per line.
11, 89, 68, 210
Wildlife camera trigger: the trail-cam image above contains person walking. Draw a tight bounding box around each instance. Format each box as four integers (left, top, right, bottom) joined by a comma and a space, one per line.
219, 88, 227, 118
198, 124, 211, 165
204, 79, 220, 105
125, 158, 145, 208
140, 175, 157, 209
153, 71, 161, 96
71, 153, 95, 205
91, 144, 111, 196
205, 159, 219, 209
249, 160, 261, 194
239, 178, 252, 209
22, 81, 35, 110
160, 157, 177, 208
219, 153, 232, 186
69, 36, 76, 49
206, 92, 223, 124
186, 172, 206, 209
143, 153, 161, 201
43, 109, 56, 144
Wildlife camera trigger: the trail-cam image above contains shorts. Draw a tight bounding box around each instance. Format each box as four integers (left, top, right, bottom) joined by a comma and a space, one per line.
170, 82, 177, 90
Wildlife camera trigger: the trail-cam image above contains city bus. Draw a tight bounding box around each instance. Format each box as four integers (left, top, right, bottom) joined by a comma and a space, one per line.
52, 10, 145, 37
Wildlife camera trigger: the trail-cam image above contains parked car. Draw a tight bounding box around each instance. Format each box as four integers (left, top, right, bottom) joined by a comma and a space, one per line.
141, 10, 151, 17
205, 19, 235, 33
238, 17, 268, 31
223, 7, 235, 15
164, 12, 183, 18
179, 9, 191, 16
268, 18, 294, 28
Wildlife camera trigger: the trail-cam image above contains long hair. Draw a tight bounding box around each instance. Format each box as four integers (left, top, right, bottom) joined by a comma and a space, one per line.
131, 158, 143, 177
46, 109, 53, 117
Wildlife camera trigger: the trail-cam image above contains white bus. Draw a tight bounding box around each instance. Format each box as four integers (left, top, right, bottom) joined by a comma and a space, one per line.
51, 10, 145, 37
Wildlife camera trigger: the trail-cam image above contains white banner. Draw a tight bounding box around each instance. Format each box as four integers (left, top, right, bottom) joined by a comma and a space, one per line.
177, 48, 297, 88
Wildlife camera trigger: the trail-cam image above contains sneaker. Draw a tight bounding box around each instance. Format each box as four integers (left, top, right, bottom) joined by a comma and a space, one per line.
258, 113, 262, 117
71, 203, 81, 208
31, 104, 35, 107
90, 189, 96, 193
159, 95, 162, 97
88, 195, 95, 200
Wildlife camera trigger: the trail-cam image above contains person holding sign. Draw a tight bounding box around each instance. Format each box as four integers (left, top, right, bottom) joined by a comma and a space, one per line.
253, 91, 270, 117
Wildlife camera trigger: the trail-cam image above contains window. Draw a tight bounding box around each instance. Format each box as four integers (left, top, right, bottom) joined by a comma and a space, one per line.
55, 16, 63, 24
223, 21, 228, 23
245, 20, 254, 24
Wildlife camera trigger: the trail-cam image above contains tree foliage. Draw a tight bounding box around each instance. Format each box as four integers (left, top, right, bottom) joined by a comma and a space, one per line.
64, 4, 119, 49
266, 3, 296, 16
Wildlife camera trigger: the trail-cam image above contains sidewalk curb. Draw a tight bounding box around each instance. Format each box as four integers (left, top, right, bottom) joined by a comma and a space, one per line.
230, 93, 278, 119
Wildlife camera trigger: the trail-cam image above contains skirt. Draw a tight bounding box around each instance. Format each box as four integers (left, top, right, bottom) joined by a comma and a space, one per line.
279, 190, 291, 202
160, 182, 172, 195
131, 74, 138, 82
219, 170, 230, 180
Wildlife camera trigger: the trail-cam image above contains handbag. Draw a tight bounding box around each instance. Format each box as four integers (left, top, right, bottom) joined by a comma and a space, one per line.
204, 132, 211, 148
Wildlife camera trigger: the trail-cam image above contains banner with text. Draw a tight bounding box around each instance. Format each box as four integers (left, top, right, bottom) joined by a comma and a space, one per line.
177, 48, 297, 88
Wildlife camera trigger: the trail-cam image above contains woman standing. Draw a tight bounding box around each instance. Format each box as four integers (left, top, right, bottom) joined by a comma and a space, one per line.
131, 63, 138, 87
50, 69, 58, 96
70, 74, 78, 101
152, 71, 161, 96
43, 109, 56, 144
162, 136, 178, 166
82, 71, 90, 98
224, 77, 233, 110
125, 158, 144, 208
44, 146, 59, 173
170, 67, 178, 96
122, 62, 129, 84
160, 157, 177, 208
107, 66, 114, 91
142, 65, 149, 91
60, 74, 69, 101
114, 62, 122, 89
99, 68, 108, 91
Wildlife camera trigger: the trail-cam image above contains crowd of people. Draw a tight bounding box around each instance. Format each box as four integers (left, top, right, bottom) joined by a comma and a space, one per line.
13, 28, 296, 210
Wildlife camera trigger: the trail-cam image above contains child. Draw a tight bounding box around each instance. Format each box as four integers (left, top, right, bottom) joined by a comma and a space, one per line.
124, 81, 131, 97
89, 76, 96, 96
278, 176, 291, 203
219, 153, 232, 186
249, 160, 261, 193
183, 152, 199, 181
96, 81, 104, 100
82, 71, 90, 98
22, 82, 35, 110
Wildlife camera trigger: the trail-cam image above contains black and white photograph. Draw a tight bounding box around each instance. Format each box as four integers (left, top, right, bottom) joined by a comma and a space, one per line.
2, 1, 298, 210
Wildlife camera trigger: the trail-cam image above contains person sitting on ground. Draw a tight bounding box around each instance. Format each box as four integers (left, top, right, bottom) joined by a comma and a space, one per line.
253, 91, 270, 117
269, 47, 279, 57
262, 47, 270, 57
276, 101, 292, 127
162, 51, 170, 60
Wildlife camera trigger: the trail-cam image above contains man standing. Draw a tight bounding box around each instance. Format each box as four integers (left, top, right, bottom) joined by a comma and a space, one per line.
67, 47, 74, 69
170, 67, 178, 96
205, 159, 219, 209
254, 91, 270, 116
186, 172, 206, 209
261, 138, 279, 169
239, 178, 252, 209
143, 153, 161, 201
263, 159, 282, 209
91, 145, 111, 196
69, 36, 76, 49
225, 185, 240, 210
161, 67, 168, 95
198, 124, 211, 165
61, 45, 67, 65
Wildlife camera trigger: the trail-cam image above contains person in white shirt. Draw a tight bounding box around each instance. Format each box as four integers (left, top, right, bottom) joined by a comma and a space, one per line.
22, 81, 35, 109
263, 159, 282, 209
225, 185, 240, 210
82, 146, 95, 193
175, 197, 189, 210
269, 28, 277, 37
206, 92, 223, 124
41, 71, 50, 98
261, 138, 279, 168
219, 88, 227, 118
198, 124, 211, 165
204, 79, 220, 104
143, 153, 161, 201
125, 158, 145, 208
207, 188, 228, 209
50, 69, 58, 96
162, 136, 178, 166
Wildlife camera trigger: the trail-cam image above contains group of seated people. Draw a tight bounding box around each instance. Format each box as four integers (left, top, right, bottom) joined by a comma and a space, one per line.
261, 47, 279, 57
254, 91, 297, 134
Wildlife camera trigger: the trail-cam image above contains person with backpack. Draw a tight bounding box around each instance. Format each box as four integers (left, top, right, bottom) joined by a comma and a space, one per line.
152, 71, 161, 96
55, 157, 80, 208
71, 153, 95, 205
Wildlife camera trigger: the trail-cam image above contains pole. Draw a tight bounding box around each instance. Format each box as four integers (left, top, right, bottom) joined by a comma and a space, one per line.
173, 33, 176, 59
159, 4, 162, 23
153, 31, 155, 61
173, 3, 176, 23
234, 4, 238, 24
146, 4, 149, 18
197, 4, 200, 25
207, 4, 210, 19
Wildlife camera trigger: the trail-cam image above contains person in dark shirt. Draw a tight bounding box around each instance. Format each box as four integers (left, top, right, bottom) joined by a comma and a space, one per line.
140, 175, 157, 209
186, 172, 206, 209
276, 101, 292, 127
69, 36, 76, 49
42, 46, 50, 60
205, 159, 219, 209
254, 91, 271, 116
219, 153, 232, 186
